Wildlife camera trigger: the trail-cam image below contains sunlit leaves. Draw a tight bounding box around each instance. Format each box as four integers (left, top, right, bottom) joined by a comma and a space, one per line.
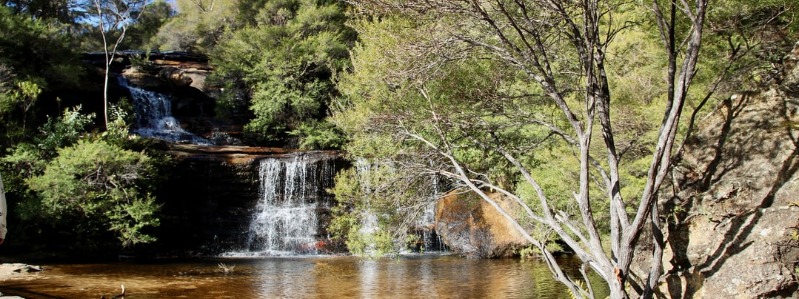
210, 0, 352, 146
26, 139, 160, 246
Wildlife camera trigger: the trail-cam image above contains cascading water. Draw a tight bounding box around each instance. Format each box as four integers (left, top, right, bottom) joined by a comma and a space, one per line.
118, 77, 211, 145
354, 159, 380, 256
414, 174, 447, 252
243, 153, 336, 256
354, 159, 447, 254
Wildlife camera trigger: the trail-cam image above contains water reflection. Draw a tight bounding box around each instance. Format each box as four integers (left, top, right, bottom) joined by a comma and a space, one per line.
0, 255, 608, 299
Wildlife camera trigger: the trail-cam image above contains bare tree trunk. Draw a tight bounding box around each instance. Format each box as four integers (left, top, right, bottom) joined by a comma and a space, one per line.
94, 0, 146, 130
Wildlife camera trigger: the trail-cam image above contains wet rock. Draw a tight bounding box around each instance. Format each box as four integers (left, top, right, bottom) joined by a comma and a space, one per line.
435, 191, 530, 258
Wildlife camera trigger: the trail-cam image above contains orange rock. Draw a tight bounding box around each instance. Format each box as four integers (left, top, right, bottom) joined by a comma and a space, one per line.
435, 191, 530, 258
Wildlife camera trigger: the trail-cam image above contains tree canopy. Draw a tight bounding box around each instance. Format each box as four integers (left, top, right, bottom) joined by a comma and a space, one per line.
326, 0, 768, 297
0, 1, 796, 295
210, 0, 353, 147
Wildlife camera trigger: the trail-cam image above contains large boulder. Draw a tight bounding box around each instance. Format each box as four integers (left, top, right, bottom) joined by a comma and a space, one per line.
435, 191, 531, 258
649, 42, 799, 298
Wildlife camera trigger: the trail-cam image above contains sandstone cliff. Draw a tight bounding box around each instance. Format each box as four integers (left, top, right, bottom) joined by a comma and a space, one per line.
650, 43, 799, 298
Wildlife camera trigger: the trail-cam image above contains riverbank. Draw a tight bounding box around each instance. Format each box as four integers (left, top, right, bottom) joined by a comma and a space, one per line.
0, 263, 43, 299
0, 263, 41, 281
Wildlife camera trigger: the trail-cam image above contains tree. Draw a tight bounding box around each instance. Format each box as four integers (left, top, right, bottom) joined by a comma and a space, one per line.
1, 0, 81, 23
0, 5, 82, 145
150, 0, 238, 52
26, 139, 160, 246
209, 0, 353, 147
91, 0, 150, 129
336, 1, 708, 298
1, 106, 163, 247
122, 0, 174, 49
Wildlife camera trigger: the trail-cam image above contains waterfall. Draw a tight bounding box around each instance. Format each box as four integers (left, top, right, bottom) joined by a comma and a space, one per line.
354, 159, 447, 254
354, 159, 379, 256
118, 77, 211, 145
416, 175, 446, 252
244, 153, 335, 255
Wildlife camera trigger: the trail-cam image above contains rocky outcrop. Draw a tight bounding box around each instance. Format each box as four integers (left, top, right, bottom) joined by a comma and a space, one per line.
83, 51, 212, 91
123, 58, 210, 91
155, 145, 262, 255
435, 191, 531, 258
650, 43, 799, 298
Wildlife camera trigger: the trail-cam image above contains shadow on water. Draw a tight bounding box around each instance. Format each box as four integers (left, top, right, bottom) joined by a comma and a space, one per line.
0, 255, 608, 299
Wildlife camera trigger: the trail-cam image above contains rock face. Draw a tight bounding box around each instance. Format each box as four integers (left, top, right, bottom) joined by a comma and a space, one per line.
155, 145, 262, 255
651, 43, 799, 298
121, 52, 211, 91
435, 191, 531, 258
155, 144, 343, 256
83, 51, 212, 91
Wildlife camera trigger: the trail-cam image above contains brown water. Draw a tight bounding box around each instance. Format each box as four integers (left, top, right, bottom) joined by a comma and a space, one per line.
0, 255, 608, 298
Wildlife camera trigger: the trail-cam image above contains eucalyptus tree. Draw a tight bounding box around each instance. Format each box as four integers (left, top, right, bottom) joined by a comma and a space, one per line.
337, 0, 709, 298
91, 0, 150, 129
150, 0, 238, 52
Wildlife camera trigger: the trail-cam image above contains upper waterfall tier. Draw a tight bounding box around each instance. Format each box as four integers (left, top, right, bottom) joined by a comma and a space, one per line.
119, 77, 212, 145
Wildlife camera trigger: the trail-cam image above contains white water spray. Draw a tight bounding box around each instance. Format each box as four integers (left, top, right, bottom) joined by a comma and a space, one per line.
244, 154, 335, 255
118, 77, 211, 145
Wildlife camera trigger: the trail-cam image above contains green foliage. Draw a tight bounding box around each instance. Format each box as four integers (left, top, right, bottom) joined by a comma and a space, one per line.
330, 0, 799, 264
150, 0, 239, 52
2, 0, 80, 23
1, 106, 164, 247
209, 0, 352, 146
35, 106, 95, 155
0, 5, 81, 89
103, 103, 135, 145
124, 0, 175, 50
329, 161, 439, 255
0, 78, 42, 142
26, 139, 160, 246
701, 0, 798, 89
290, 120, 346, 150
0, 5, 83, 146
331, 16, 585, 254
0, 106, 94, 196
